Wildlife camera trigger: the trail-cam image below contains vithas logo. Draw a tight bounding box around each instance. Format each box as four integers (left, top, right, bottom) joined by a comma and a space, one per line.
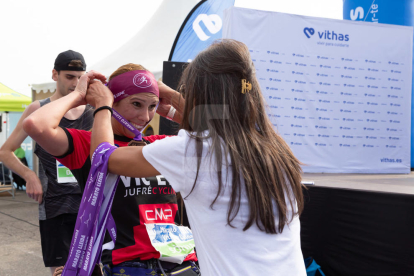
193, 14, 222, 41
304, 27, 349, 41
303, 27, 315, 38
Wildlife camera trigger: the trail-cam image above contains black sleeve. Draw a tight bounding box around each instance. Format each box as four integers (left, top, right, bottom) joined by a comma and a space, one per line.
53, 127, 74, 159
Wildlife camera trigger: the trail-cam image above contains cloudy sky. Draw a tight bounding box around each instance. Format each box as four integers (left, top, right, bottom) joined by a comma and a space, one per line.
0, 0, 342, 97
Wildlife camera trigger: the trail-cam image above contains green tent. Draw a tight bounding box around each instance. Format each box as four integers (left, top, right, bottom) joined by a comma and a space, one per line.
0, 82, 31, 112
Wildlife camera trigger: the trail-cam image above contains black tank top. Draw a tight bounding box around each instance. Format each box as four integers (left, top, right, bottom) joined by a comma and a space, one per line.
35, 98, 94, 219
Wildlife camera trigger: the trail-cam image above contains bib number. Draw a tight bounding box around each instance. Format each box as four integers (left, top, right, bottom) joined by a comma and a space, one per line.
145, 223, 195, 264
56, 160, 77, 183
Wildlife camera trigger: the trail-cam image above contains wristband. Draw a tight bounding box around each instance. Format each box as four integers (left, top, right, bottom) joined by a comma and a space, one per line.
166, 106, 176, 121
93, 106, 113, 117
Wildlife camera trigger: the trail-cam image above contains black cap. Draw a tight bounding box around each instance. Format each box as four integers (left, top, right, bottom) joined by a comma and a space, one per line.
54, 50, 86, 71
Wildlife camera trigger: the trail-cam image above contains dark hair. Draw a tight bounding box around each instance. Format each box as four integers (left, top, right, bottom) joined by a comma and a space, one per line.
57, 60, 84, 74
178, 39, 304, 234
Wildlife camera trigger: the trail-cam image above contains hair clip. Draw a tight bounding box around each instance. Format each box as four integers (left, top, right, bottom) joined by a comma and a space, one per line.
241, 79, 252, 94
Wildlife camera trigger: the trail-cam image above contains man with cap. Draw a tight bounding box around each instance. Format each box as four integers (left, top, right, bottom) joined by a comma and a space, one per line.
0, 50, 94, 275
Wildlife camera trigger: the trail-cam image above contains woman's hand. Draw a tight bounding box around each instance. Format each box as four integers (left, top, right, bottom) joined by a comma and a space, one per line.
156, 80, 184, 123
86, 80, 114, 108
157, 80, 175, 117
53, 266, 64, 276
75, 70, 107, 105
156, 101, 171, 118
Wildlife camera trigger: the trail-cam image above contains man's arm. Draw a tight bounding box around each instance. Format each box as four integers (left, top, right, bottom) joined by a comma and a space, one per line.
0, 101, 44, 203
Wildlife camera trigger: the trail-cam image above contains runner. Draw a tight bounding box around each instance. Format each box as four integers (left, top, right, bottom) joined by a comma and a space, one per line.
0, 50, 93, 275
23, 64, 199, 276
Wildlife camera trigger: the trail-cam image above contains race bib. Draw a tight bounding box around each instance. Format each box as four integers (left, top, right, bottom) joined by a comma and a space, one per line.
145, 223, 195, 264
56, 160, 77, 183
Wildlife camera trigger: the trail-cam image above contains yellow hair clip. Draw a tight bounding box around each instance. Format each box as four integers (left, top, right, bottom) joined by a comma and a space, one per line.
241, 79, 252, 94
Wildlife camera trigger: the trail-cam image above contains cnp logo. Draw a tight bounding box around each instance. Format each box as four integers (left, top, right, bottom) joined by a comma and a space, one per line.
139, 203, 177, 224
193, 14, 222, 41
146, 208, 172, 221
303, 27, 315, 38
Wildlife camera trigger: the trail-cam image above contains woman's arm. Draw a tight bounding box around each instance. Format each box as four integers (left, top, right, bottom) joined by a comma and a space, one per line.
86, 81, 115, 157
87, 81, 160, 177
23, 71, 106, 157
108, 146, 160, 178
22, 91, 83, 156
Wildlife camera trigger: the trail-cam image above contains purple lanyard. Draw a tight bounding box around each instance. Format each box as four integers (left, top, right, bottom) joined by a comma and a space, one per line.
112, 109, 142, 141
112, 103, 159, 141
62, 142, 120, 276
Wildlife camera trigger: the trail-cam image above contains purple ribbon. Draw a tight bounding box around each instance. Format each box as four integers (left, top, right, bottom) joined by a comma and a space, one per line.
112, 103, 159, 141
62, 143, 120, 276
112, 110, 142, 141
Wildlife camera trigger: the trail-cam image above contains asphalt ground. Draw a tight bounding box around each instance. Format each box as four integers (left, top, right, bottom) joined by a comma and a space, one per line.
0, 189, 50, 276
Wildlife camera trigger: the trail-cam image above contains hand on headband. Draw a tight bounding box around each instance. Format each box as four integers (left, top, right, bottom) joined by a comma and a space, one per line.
86, 80, 114, 108
75, 70, 107, 104
156, 80, 173, 117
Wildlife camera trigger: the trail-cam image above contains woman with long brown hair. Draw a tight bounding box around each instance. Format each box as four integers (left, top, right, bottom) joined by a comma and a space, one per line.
87, 39, 306, 275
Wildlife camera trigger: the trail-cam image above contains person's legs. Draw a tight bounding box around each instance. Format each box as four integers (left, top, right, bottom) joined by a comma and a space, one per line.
39, 213, 78, 274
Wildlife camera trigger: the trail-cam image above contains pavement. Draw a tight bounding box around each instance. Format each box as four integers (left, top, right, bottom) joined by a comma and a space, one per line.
0, 188, 50, 276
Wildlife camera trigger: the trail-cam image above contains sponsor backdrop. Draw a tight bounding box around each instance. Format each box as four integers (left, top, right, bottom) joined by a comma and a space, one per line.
169, 0, 235, 62
343, 0, 414, 169
223, 7, 413, 173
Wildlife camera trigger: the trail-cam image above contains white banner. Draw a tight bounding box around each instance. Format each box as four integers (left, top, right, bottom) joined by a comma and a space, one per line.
223, 7, 412, 173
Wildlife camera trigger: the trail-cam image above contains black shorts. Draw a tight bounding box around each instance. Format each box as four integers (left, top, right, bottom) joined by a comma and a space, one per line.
39, 213, 77, 267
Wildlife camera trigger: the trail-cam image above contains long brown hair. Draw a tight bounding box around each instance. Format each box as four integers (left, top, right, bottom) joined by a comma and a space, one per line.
179, 39, 304, 234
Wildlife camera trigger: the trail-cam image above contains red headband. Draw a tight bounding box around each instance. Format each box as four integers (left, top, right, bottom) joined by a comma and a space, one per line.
107, 70, 159, 102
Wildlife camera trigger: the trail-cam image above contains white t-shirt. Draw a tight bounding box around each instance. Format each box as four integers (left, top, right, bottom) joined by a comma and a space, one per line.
143, 130, 306, 276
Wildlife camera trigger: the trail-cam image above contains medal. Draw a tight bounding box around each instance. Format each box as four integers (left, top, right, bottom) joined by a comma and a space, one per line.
128, 140, 147, 147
